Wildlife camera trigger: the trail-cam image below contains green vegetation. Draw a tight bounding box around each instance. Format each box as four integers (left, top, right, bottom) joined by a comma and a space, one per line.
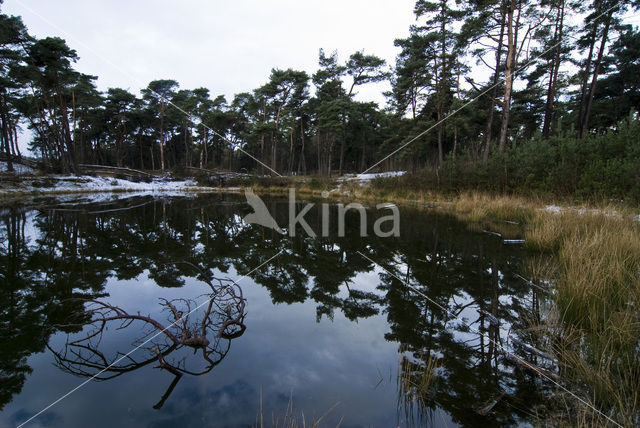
367, 115, 640, 204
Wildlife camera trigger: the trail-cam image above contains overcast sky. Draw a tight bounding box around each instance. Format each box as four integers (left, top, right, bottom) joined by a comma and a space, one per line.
3, 0, 417, 106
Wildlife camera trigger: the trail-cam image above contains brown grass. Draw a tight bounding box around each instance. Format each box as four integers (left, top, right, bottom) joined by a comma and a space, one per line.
397, 352, 441, 421
255, 389, 341, 428
520, 209, 640, 426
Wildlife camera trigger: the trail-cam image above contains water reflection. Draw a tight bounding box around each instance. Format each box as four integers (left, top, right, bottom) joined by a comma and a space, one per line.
0, 194, 553, 426
48, 267, 246, 409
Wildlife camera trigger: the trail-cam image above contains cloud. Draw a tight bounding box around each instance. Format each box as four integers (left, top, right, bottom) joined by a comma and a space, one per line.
4, 0, 415, 105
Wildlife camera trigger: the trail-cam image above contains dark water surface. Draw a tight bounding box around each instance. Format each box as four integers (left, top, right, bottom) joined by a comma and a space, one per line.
0, 194, 551, 427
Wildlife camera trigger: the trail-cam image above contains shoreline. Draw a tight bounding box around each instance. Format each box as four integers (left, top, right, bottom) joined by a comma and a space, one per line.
2, 172, 638, 222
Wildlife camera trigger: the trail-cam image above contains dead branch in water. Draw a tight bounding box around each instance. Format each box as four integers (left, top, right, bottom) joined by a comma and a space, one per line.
48, 268, 247, 407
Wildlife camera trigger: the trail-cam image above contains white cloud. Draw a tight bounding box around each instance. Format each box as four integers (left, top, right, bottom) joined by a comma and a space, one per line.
4, 0, 416, 105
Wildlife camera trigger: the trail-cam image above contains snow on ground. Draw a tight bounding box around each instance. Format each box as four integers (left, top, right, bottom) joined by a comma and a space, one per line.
0, 173, 215, 197
545, 205, 563, 213
52, 175, 200, 192
544, 203, 640, 222
338, 171, 406, 183
0, 161, 35, 175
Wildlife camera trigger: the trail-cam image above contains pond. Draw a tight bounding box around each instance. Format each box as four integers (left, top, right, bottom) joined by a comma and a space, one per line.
0, 193, 552, 427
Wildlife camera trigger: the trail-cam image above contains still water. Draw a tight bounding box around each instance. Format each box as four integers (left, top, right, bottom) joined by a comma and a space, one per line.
0, 193, 551, 427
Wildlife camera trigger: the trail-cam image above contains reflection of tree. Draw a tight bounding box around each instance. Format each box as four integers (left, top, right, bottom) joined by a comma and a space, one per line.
367, 216, 553, 426
0, 208, 34, 410
0, 207, 101, 410
49, 272, 246, 408
1, 195, 552, 423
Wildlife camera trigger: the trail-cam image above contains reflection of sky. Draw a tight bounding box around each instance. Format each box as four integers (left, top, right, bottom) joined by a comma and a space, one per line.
2, 263, 455, 427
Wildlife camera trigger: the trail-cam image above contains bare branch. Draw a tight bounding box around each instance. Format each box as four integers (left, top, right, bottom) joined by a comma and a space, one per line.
48, 270, 247, 407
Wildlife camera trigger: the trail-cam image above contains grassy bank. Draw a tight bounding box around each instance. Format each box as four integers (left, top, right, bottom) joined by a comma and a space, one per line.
525, 209, 640, 426
442, 193, 639, 426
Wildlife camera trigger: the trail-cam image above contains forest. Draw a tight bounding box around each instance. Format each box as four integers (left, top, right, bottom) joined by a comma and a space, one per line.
1, 0, 639, 192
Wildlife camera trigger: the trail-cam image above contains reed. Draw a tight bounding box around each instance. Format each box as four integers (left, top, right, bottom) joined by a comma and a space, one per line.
255, 390, 340, 428
398, 352, 440, 410
523, 211, 640, 426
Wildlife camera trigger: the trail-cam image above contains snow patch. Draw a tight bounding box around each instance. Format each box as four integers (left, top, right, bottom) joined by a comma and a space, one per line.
341, 171, 406, 181
0, 174, 214, 197
337, 171, 406, 186
545, 205, 563, 213
52, 175, 199, 192
543, 203, 640, 222
0, 161, 35, 175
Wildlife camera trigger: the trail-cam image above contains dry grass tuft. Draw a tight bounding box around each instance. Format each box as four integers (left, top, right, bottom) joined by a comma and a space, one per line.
451, 192, 535, 224
255, 389, 340, 428
398, 352, 440, 410
558, 227, 640, 330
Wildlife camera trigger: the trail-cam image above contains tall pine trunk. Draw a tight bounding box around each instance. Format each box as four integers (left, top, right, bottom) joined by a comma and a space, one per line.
483, 5, 507, 163
577, 31, 596, 138
159, 102, 166, 171
581, 9, 613, 137
297, 117, 307, 175
498, 0, 519, 153
436, 0, 447, 167
542, 0, 565, 139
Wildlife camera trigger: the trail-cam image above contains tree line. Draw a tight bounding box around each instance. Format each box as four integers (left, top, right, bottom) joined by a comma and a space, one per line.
1, 0, 639, 176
